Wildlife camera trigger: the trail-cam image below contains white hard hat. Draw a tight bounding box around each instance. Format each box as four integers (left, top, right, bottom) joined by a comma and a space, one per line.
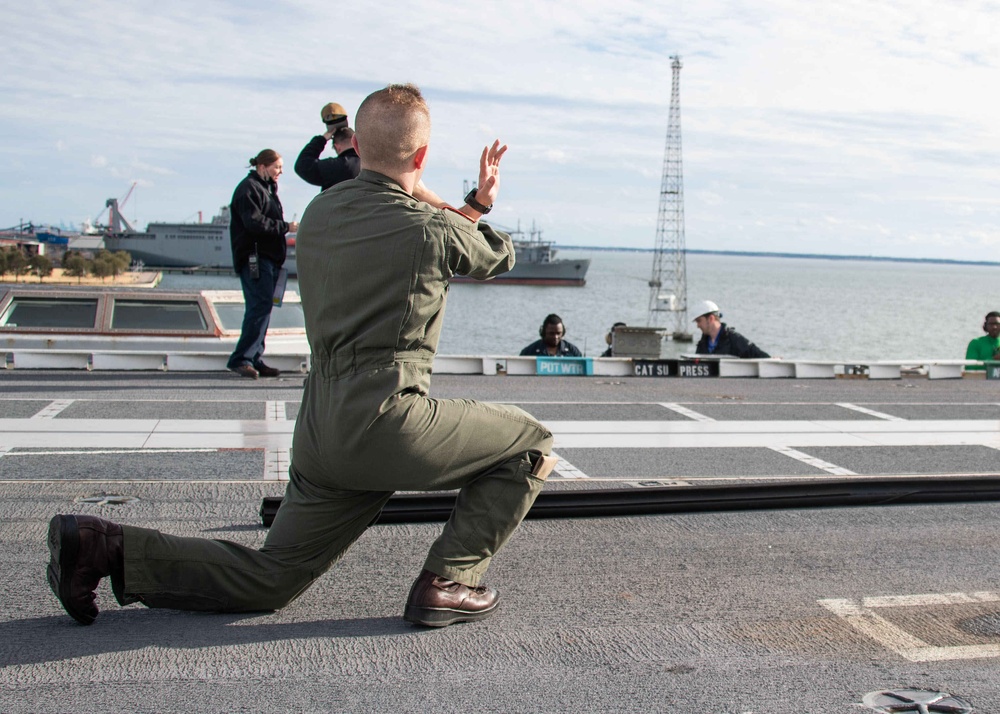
691, 300, 721, 320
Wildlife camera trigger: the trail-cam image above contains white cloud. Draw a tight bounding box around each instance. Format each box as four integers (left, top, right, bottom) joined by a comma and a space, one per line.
1, 1, 999, 258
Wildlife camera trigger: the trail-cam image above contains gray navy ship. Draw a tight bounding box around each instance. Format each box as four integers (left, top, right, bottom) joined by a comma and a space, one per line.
102, 198, 589, 285
100, 198, 249, 273
451, 220, 590, 286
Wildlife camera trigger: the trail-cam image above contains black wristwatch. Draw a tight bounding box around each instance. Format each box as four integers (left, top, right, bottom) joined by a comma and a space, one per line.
464, 189, 493, 214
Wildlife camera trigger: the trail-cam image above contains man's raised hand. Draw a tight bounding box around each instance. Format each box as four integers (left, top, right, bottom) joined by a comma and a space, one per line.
475, 140, 508, 208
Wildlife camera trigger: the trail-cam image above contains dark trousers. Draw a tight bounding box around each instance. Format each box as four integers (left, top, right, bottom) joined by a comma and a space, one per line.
227, 258, 278, 370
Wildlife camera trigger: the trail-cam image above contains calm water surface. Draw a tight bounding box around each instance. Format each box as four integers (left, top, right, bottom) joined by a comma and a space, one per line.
158, 251, 1000, 361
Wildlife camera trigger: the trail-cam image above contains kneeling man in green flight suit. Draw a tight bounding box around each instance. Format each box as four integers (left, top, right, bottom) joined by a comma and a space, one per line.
46, 83, 557, 628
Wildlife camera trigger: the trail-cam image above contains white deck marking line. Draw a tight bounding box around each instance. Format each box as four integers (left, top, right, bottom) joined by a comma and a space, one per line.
836, 403, 906, 421
658, 403, 716, 422
769, 446, 857, 475
265, 401, 286, 422
31, 399, 75, 419
5, 417, 1000, 450
862, 592, 1000, 608
0, 446, 11, 458
819, 592, 1000, 662
264, 448, 290, 481
2, 448, 218, 456
550, 451, 589, 479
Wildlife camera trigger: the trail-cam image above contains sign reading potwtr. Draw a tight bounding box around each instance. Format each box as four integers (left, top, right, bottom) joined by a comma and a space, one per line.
535, 357, 594, 376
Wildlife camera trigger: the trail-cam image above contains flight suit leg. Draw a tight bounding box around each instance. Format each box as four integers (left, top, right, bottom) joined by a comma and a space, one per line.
360, 397, 554, 587
423, 450, 547, 586
121, 466, 391, 612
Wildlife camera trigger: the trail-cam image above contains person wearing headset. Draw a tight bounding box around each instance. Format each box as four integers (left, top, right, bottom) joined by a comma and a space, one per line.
601, 321, 627, 357
692, 300, 770, 359
520, 313, 582, 357
965, 311, 1000, 371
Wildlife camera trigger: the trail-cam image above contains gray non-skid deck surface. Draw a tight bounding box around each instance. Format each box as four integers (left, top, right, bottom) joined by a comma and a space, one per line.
0, 399, 52, 418
866, 403, 1000, 420
804, 445, 1000, 476
503, 402, 695, 421
56, 399, 267, 420
3, 372, 1000, 712
0, 449, 263, 481
679, 402, 882, 421
555, 446, 829, 478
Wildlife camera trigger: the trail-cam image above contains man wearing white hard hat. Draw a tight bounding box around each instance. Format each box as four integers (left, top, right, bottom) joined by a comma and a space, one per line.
692, 300, 770, 359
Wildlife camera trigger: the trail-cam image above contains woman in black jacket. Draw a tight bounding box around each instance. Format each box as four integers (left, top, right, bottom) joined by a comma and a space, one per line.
227, 149, 298, 379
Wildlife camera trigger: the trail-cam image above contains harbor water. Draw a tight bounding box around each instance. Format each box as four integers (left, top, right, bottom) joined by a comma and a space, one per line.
156, 250, 1000, 362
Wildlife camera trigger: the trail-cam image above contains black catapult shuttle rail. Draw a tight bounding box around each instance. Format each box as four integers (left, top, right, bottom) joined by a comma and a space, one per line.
260, 476, 1000, 527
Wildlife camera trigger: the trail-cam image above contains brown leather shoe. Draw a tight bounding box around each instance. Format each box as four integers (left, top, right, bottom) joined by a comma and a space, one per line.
231, 364, 259, 379
254, 362, 280, 378
47, 515, 124, 625
403, 569, 500, 627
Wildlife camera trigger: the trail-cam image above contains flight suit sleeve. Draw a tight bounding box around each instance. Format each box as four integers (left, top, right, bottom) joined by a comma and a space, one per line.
439, 210, 515, 280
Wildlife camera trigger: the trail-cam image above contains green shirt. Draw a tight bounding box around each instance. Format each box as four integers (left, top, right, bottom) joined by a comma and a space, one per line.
965, 334, 1000, 370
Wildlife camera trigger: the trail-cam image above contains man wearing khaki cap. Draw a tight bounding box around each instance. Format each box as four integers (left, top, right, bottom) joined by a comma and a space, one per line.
294, 101, 361, 191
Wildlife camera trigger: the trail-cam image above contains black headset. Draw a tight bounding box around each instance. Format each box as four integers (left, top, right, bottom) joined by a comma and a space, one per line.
539, 314, 566, 338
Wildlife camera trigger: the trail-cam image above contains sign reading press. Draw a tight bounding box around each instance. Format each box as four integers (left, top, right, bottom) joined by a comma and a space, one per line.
633, 359, 720, 378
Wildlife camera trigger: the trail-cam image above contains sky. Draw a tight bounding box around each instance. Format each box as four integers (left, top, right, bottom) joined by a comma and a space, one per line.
3, 0, 1000, 260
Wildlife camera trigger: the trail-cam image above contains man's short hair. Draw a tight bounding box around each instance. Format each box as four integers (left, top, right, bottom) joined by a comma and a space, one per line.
332, 126, 355, 144
354, 83, 431, 173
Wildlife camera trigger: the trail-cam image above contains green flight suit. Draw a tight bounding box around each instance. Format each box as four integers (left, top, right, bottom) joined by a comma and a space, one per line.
119, 170, 553, 612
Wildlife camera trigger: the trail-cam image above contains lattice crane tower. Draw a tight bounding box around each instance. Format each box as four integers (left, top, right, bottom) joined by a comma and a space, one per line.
647, 55, 691, 340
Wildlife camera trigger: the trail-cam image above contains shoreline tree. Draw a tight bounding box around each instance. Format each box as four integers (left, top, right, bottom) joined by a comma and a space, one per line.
6, 249, 28, 279
29, 254, 53, 282
62, 251, 89, 284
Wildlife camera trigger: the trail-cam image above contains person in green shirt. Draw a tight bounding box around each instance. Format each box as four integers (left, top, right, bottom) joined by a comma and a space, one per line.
965, 311, 1000, 370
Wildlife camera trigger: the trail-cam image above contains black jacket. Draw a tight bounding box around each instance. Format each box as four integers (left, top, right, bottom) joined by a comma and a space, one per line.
695, 322, 770, 359
294, 136, 361, 191
229, 171, 288, 271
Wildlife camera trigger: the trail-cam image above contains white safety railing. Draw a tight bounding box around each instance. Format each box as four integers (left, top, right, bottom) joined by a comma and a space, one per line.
0, 350, 992, 380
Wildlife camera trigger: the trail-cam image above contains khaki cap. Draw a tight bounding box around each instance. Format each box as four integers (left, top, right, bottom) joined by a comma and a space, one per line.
321, 102, 348, 123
